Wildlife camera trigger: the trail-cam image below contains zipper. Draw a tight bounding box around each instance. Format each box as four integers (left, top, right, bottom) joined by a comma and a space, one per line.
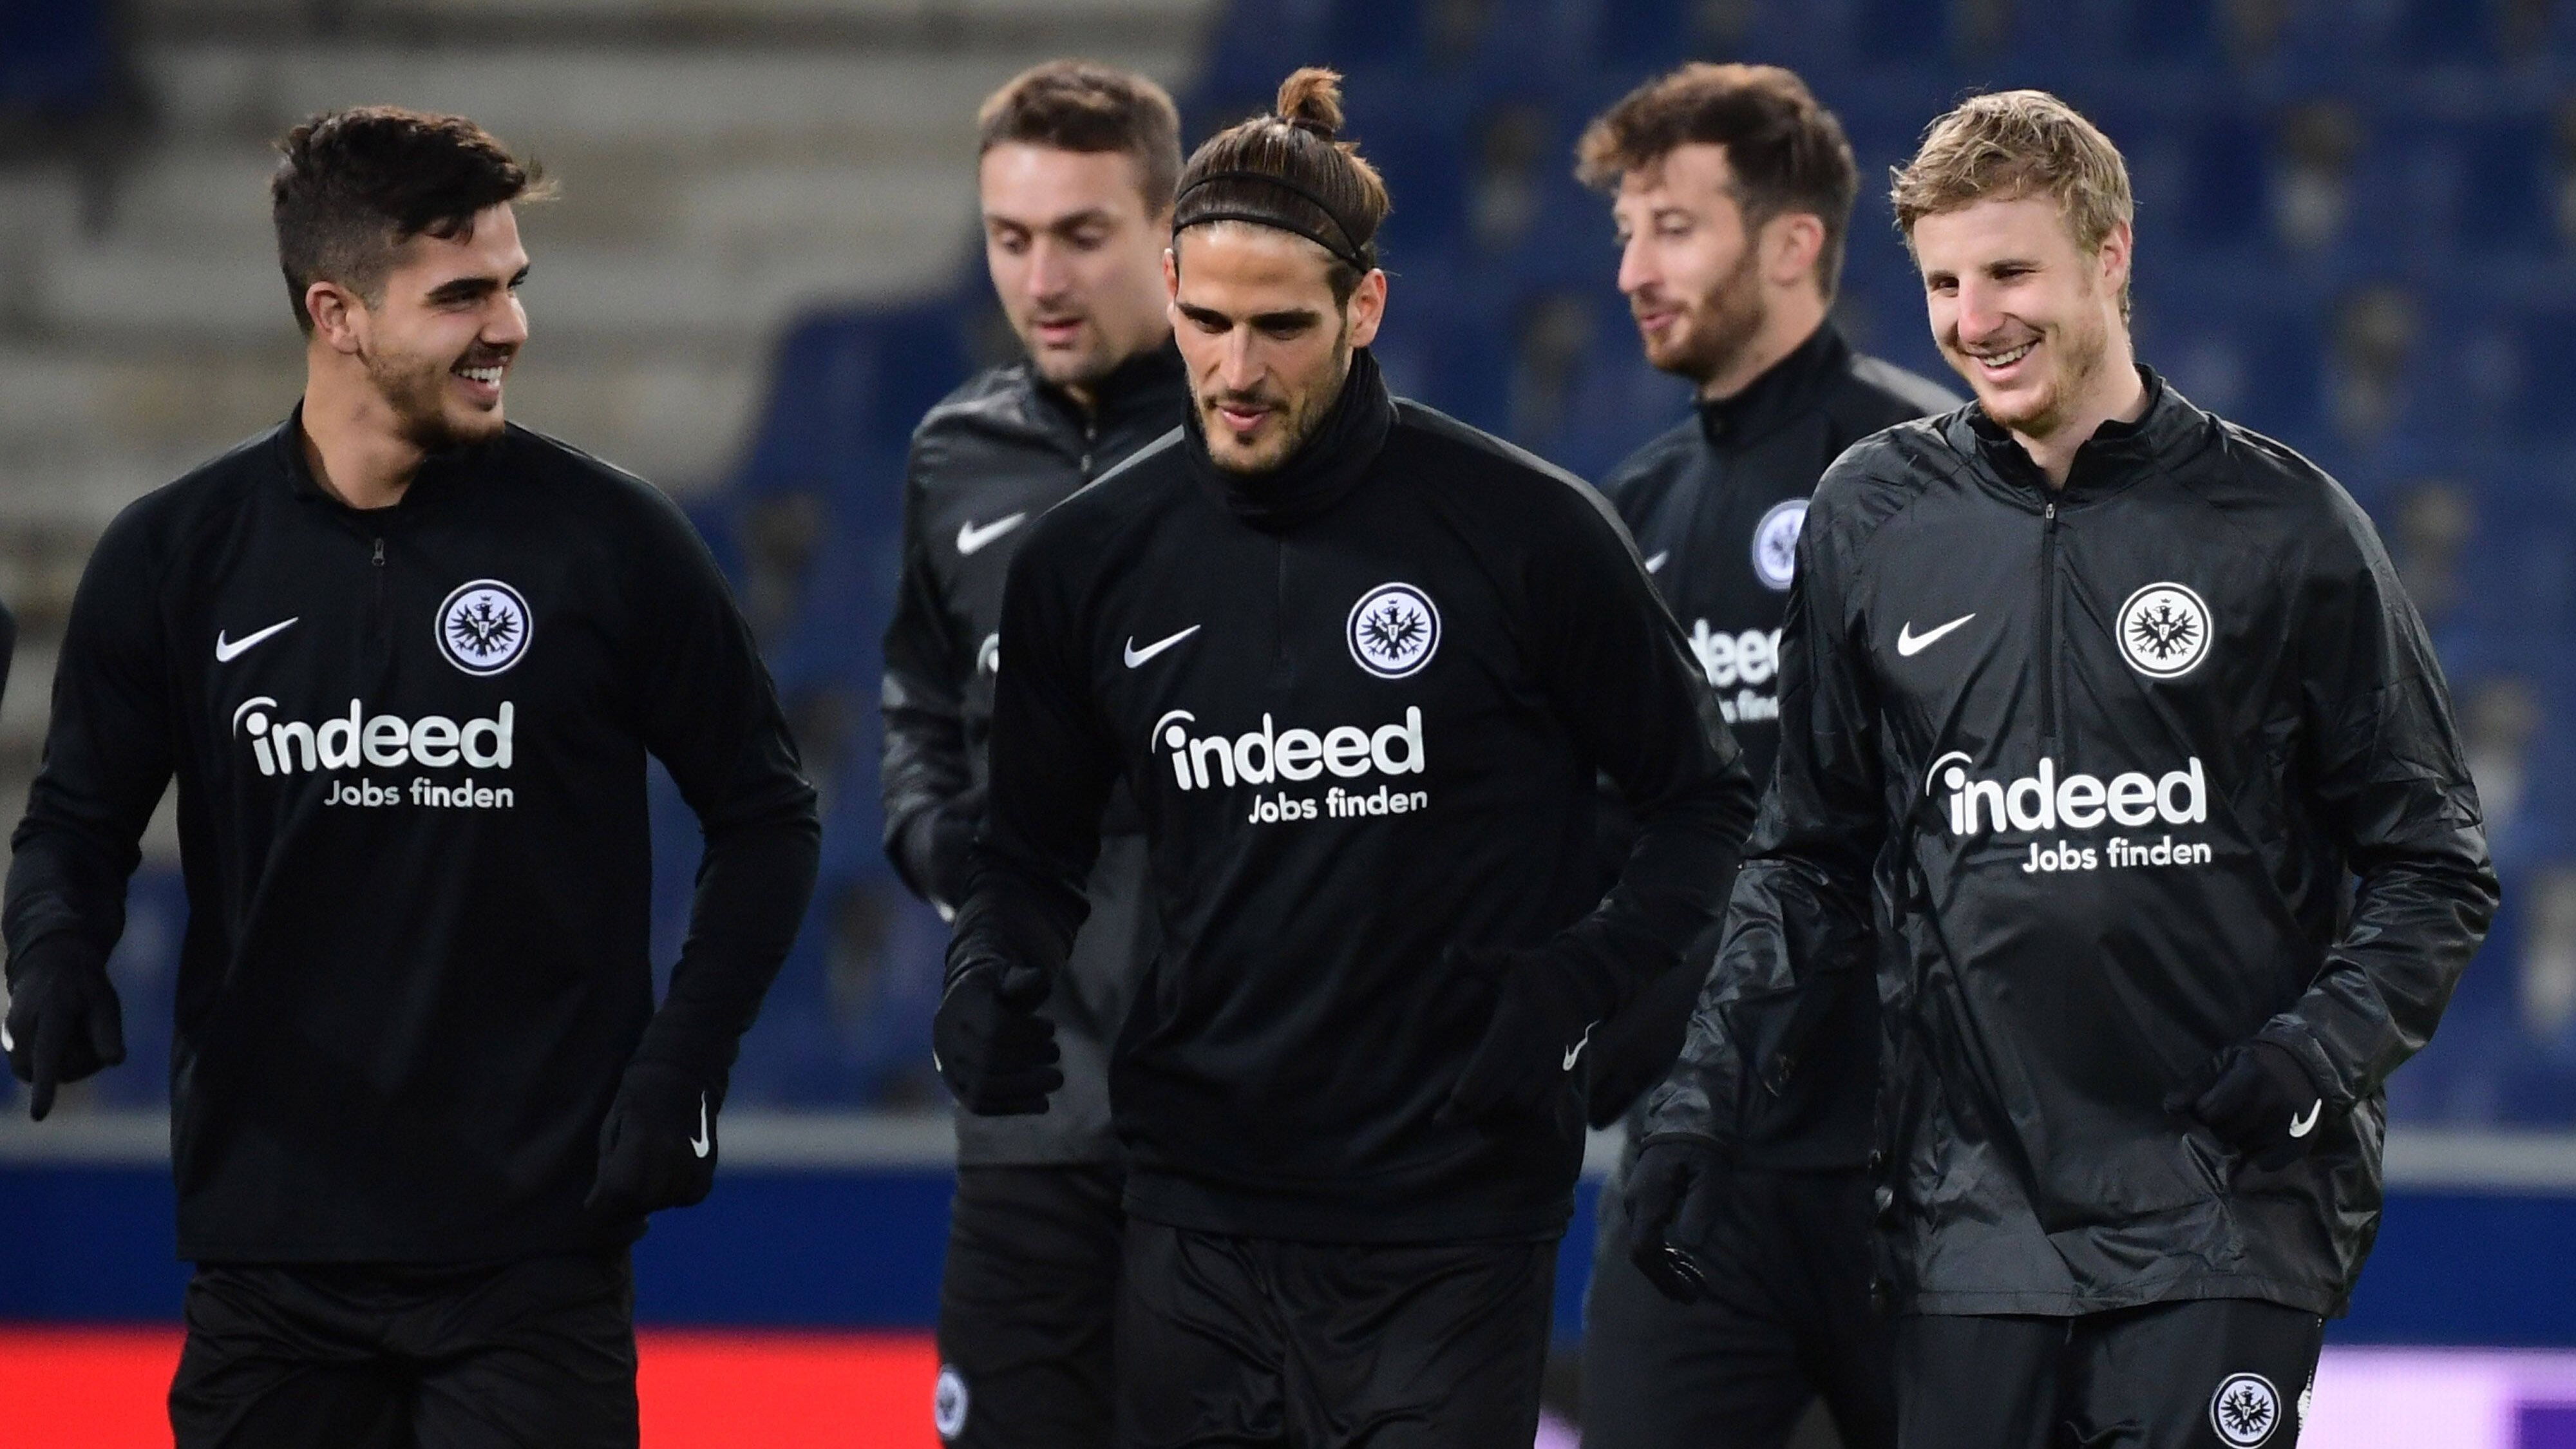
2039, 501, 2060, 752
1079, 415, 1098, 478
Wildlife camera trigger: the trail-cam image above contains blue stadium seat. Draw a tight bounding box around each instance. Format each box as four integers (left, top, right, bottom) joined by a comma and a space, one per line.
0, 0, 113, 115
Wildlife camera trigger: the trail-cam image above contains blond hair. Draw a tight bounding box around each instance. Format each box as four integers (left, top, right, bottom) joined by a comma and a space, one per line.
1891, 90, 2134, 317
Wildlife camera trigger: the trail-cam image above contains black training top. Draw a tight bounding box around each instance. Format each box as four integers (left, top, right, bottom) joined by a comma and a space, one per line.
881, 345, 1186, 1167
4, 413, 819, 1264
951, 350, 1757, 1243
1591, 325, 1956, 1166
1647, 371, 2498, 1316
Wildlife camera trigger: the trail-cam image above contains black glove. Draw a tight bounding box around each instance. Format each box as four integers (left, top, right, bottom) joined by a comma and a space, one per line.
1623, 1132, 1738, 1304
2164, 1039, 2332, 1172
4, 940, 126, 1121
933, 960, 1059, 1115
1436, 945, 1604, 1129
584, 1059, 721, 1218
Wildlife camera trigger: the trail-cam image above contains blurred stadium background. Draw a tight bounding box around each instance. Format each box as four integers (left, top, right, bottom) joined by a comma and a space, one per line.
3, 0, 2575, 1442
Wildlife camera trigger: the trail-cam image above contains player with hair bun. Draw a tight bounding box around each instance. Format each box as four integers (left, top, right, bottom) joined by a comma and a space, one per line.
936, 68, 1759, 1445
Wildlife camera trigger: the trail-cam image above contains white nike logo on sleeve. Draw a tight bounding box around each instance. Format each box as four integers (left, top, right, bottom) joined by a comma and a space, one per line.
1643, 552, 1669, 574
690, 1095, 712, 1158
2287, 1100, 2322, 1138
1562, 1023, 1596, 1072
1123, 625, 1202, 668
1895, 612, 1975, 657
956, 514, 1027, 556
214, 617, 300, 663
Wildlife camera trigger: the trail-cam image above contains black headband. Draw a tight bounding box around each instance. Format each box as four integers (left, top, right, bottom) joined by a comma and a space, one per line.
1174, 168, 1374, 271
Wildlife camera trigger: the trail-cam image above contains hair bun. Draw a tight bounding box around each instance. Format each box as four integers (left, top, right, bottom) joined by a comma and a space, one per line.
1275, 66, 1345, 141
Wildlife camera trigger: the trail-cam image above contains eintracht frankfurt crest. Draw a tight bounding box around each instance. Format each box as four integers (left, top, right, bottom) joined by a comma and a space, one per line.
1347, 582, 1441, 679
436, 580, 534, 677
2117, 581, 2210, 679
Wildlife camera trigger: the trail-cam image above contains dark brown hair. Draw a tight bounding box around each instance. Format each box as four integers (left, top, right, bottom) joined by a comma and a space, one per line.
271, 106, 549, 335
1576, 63, 1860, 299
1171, 67, 1392, 304
978, 59, 1185, 215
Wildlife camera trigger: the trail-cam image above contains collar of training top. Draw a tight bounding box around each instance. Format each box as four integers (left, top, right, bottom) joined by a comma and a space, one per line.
273, 401, 493, 517
1037, 337, 1188, 434
1695, 323, 1852, 450
1956, 364, 2208, 504
1180, 345, 1394, 532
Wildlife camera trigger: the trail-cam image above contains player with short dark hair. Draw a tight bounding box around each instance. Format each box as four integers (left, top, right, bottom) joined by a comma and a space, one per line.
1573, 62, 1955, 1449
1629, 90, 2497, 1449
935, 68, 1759, 1448
884, 57, 1186, 1449
4, 106, 819, 1448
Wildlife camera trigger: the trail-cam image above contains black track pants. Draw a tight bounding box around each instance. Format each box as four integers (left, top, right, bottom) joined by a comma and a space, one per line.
935, 1161, 1126, 1446
1115, 1220, 1557, 1448
1894, 1299, 2325, 1449
169, 1253, 638, 1449
1583, 1165, 1893, 1449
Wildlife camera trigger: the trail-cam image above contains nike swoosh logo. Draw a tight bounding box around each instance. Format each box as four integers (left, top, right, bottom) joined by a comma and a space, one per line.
214, 617, 300, 663
2287, 1099, 2322, 1139
1643, 551, 1669, 573
956, 513, 1027, 556
1562, 1023, 1596, 1073
1123, 625, 1201, 668
1895, 612, 1975, 657
690, 1095, 712, 1159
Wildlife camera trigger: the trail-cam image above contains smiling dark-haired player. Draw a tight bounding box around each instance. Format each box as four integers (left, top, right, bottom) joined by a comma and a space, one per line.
934, 67, 1757, 1447
5, 106, 818, 1448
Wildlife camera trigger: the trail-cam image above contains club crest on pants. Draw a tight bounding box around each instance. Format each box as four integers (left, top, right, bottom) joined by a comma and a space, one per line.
2210, 1371, 2281, 1446
934, 1363, 970, 1441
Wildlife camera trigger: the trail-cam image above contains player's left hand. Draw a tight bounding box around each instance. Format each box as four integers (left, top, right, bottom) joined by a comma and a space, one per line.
2165, 1039, 2333, 1172
1436, 944, 1600, 1128
585, 1059, 719, 1218
1623, 1131, 1737, 1304
3, 942, 127, 1122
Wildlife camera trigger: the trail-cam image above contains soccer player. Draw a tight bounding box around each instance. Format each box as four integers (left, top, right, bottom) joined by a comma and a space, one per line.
3, 108, 819, 1448
935, 68, 1758, 1447
1573, 63, 1954, 1449
880, 59, 1186, 1449
1627, 91, 2498, 1449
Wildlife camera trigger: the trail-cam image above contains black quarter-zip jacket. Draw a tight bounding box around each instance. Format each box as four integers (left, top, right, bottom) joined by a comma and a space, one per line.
1596, 325, 1955, 1164
882, 345, 1185, 1166
1645, 370, 2498, 1316
5, 412, 819, 1264
951, 350, 1758, 1242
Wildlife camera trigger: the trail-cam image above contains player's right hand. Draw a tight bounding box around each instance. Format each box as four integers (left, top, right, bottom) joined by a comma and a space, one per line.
1623, 1131, 1737, 1305
3, 943, 127, 1121
932, 960, 1060, 1115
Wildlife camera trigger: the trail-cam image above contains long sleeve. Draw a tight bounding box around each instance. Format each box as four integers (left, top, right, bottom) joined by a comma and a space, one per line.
5, 510, 172, 982
2258, 504, 2499, 1105
1644, 484, 1886, 1148
880, 439, 976, 908
1535, 489, 1758, 1016
627, 492, 822, 1084
944, 532, 1113, 992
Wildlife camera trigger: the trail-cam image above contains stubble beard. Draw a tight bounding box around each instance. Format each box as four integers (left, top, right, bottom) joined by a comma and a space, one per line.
1650, 243, 1767, 390
1202, 336, 1350, 476
365, 342, 496, 453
